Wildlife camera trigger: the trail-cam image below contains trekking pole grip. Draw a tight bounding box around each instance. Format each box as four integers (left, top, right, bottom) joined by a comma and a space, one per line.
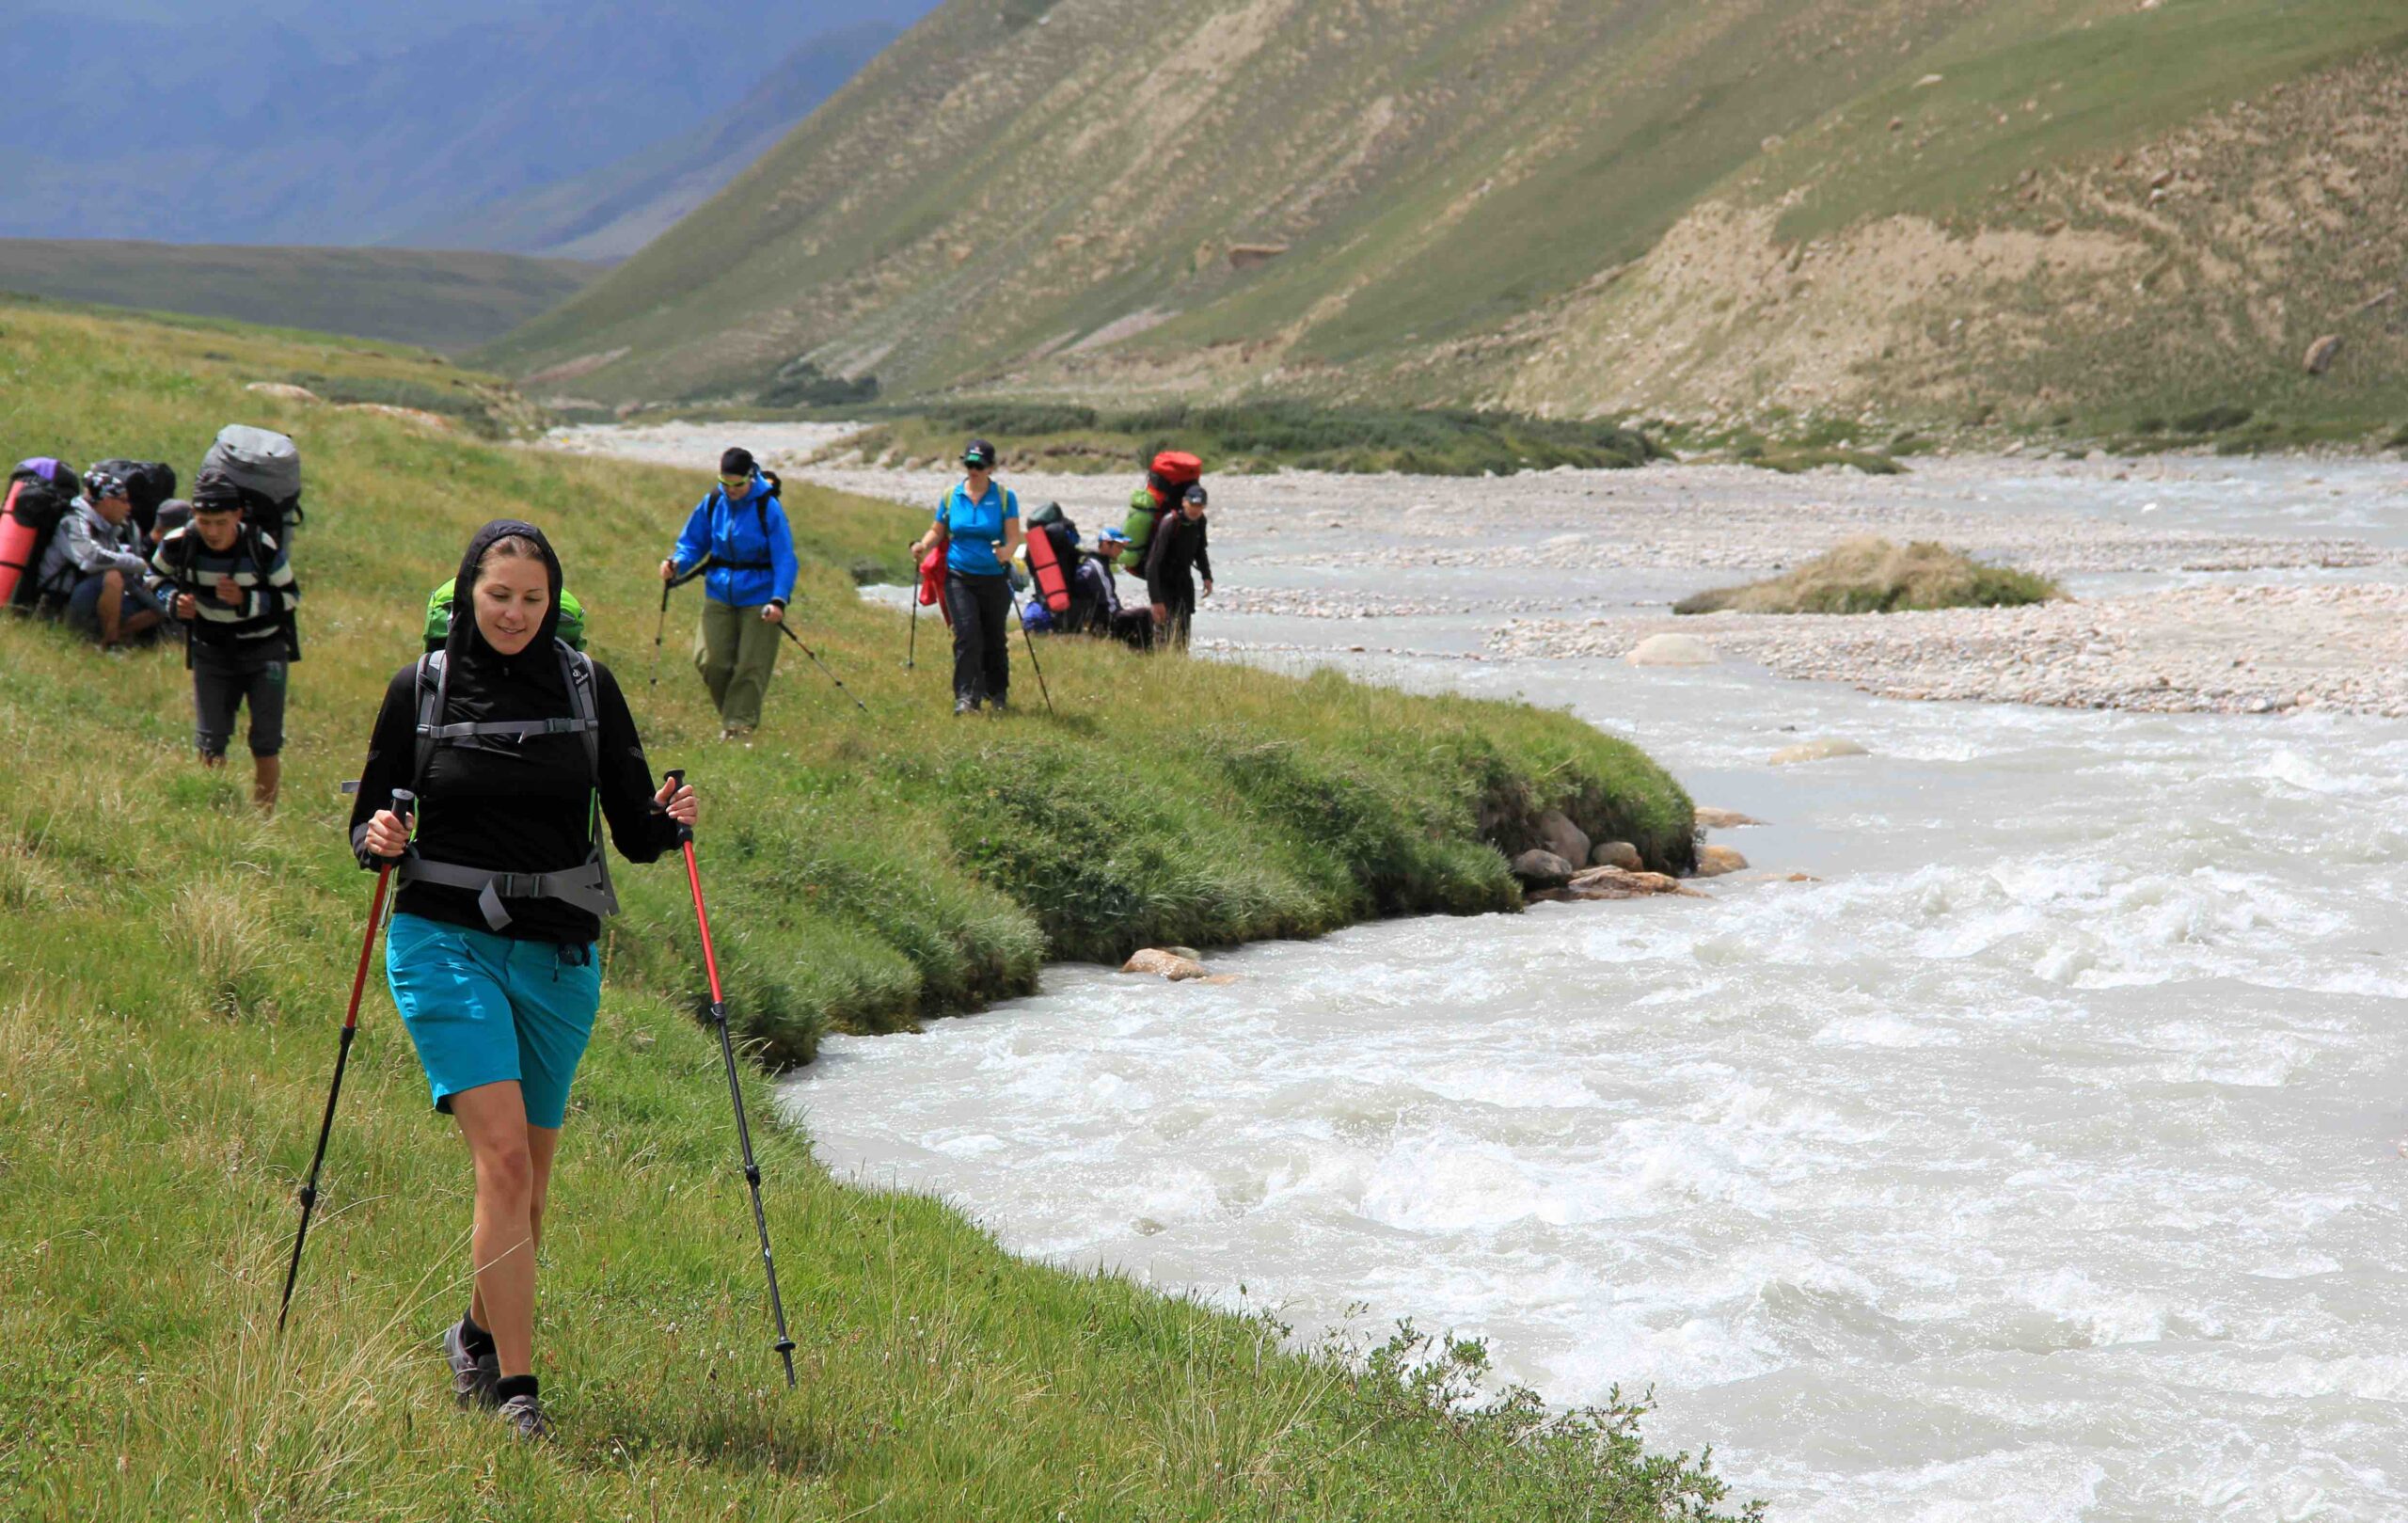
663, 769, 693, 844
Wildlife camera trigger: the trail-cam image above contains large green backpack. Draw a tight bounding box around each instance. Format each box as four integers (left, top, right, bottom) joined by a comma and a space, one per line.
424, 578, 587, 652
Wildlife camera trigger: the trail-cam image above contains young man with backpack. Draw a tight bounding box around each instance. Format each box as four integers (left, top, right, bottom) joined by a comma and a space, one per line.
909, 438, 1022, 714
149, 468, 300, 812
40, 468, 166, 649
1143, 484, 1213, 651
658, 448, 798, 741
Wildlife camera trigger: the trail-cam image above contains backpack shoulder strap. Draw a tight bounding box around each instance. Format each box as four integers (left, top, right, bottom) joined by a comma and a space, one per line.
559, 642, 599, 785
411, 652, 447, 794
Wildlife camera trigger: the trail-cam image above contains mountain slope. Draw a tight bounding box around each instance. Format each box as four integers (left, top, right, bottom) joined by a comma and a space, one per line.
482, 0, 2408, 428
0, 242, 601, 351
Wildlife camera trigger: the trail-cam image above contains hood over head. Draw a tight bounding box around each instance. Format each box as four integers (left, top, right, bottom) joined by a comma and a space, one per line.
447, 518, 565, 672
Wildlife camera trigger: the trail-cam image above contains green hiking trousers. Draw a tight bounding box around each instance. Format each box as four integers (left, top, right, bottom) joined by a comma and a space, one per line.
694, 598, 783, 729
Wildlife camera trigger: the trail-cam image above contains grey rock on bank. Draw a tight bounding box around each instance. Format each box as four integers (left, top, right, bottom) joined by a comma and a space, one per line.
1591, 840, 1643, 871
1694, 844, 1751, 877
1510, 849, 1578, 888
1536, 811, 1591, 869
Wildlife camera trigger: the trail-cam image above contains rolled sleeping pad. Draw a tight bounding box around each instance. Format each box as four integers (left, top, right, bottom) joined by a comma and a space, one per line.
0, 481, 30, 606
1023, 519, 1072, 613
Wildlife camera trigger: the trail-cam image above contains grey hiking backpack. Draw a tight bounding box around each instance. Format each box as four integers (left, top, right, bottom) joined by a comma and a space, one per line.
200, 424, 304, 543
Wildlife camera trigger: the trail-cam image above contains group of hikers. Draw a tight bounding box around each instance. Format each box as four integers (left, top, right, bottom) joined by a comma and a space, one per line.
916, 436, 1213, 715
3, 424, 1220, 1438
0, 430, 304, 810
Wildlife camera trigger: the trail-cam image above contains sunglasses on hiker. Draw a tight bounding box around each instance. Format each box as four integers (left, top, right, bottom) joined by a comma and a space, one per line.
720, 474, 751, 491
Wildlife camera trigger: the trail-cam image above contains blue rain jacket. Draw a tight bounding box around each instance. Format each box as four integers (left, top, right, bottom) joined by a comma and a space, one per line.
670, 474, 799, 609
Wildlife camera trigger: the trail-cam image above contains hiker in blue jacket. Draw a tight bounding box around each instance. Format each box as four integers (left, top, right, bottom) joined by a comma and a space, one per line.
658, 447, 799, 739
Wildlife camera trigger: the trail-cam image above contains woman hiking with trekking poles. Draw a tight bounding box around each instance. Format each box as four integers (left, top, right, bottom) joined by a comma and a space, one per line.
346, 520, 696, 1439
910, 438, 1022, 715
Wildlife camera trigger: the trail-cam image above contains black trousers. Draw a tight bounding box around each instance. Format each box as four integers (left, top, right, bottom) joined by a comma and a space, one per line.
1160, 574, 1195, 651
943, 571, 1011, 705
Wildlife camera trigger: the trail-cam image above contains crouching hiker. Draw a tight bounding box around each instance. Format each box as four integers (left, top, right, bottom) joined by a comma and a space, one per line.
910, 438, 1022, 714
348, 520, 696, 1439
40, 468, 164, 648
150, 468, 299, 812
660, 447, 798, 742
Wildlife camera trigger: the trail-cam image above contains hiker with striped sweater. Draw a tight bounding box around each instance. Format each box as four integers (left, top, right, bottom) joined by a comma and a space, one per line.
149, 468, 301, 813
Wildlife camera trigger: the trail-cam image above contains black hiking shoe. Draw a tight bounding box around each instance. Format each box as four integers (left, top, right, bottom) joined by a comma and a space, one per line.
497, 1392, 549, 1440
989, 695, 1008, 714
443, 1321, 500, 1409
954, 697, 978, 716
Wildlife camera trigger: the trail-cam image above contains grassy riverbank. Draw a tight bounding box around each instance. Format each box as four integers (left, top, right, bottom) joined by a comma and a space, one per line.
0, 303, 1738, 1518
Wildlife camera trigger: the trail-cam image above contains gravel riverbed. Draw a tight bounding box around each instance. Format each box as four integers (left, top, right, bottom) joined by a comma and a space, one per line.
533, 429, 2408, 719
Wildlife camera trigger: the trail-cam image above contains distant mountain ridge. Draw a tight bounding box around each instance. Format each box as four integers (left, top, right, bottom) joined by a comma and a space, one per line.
1, 1, 927, 255
407, 23, 900, 261
480, 0, 2408, 430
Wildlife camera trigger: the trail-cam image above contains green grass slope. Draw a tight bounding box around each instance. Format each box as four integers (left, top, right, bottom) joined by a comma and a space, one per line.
483, 0, 2408, 436
0, 302, 1735, 1518
0, 241, 604, 352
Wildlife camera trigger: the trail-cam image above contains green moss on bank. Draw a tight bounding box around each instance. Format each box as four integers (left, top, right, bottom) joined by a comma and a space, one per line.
0, 302, 1738, 1519
1676, 536, 2063, 616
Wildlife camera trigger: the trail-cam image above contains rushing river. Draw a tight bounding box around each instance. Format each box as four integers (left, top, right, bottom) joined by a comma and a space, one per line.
772, 455, 2408, 1520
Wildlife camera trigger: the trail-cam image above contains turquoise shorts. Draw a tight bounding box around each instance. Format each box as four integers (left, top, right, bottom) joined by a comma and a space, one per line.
386, 913, 601, 1129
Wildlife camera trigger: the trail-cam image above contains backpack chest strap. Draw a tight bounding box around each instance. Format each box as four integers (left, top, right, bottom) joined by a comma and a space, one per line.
417, 715, 596, 743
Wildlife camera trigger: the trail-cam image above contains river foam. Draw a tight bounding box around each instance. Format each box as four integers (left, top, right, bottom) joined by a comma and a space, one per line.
726, 448, 2408, 1519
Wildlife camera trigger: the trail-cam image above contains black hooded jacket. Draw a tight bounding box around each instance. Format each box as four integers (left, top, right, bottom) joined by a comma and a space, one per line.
1143, 509, 1211, 606
347, 520, 680, 944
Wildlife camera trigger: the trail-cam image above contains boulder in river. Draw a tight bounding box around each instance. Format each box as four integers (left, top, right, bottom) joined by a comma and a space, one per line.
1121, 949, 1210, 980
1536, 810, 1591, 867
1558, 865, 1703, 899
1694, 844, 1750, 877
1693, 807, 1765, 829
1770, 738, 1868, 765
1628, 633, 1719, 667
1510, 849, 1577, 888
1591, 839, 1643, 871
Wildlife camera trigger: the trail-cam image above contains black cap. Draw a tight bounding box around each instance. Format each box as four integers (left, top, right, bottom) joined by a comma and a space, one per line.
962, 438, 996, 469
720, 446, 755, 477
189, 467, 244, 512
1183, 484, 1208, 507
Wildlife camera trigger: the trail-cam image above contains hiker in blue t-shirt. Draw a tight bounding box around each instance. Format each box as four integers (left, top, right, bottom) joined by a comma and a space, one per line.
910, 438, 1022, 714
658, 447, 798, 740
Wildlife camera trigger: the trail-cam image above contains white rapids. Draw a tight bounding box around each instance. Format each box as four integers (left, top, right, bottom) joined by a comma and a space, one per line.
539, 433, 2408, 1521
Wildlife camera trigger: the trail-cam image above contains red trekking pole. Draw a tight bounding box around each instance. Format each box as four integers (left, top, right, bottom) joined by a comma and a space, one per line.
277, 787, 414, 1334
664, 769, 799, 1388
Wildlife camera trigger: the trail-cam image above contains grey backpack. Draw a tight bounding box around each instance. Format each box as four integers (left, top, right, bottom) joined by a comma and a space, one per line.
200, 424, 304, 540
